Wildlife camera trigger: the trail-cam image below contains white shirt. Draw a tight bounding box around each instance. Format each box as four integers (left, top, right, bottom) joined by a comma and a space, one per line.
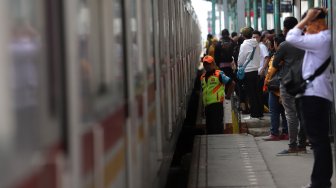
258, 43, 269, 75
286, 27, 332, 101
238, 39, 261, 73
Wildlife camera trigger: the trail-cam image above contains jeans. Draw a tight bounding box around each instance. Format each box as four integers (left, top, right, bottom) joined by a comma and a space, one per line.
296, 96, 332, 188
280, 84, 306, 148
269, 92, 288, 135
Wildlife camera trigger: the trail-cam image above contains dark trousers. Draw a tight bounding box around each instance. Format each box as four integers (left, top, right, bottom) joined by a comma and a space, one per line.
244, 71, 263, 117
296, 96, 332, 188
205, 102, 224, 134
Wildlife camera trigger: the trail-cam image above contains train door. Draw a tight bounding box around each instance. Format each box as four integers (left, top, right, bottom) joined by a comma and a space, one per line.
0, 0, 67, 187
64, 0, 128, 187
123, 0, 148, 187
139, 0, 164, 187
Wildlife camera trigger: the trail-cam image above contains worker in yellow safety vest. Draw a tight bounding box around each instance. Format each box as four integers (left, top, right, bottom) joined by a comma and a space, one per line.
201, 55, 235, 134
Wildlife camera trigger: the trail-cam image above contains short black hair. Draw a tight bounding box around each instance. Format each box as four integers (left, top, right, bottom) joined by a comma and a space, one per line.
231, 32, 237, 38
221, 29, 230, 37
283, 17, 298, 30
252, 30, 261, 36
274, 34, 285, 46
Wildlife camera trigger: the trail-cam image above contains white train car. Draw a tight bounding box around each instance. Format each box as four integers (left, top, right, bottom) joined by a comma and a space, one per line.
0, 0, 201, 187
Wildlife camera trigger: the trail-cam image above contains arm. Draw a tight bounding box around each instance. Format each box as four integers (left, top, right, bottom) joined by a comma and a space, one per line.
219, 71, 235, 99
286, 28, 327, 51
286, 8, 328, 51
260, 56, 270, 76
237, 44, 247, 66
219, 71, 231, 84
272, 45, 285, 69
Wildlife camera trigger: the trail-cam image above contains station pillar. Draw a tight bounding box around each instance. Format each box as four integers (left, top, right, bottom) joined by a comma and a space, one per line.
237, 0, 245, 32
246, 0, 251, 27
212, 0, 216, 35
308, 0, 314, 8
223, 0, 229, 30
261, 0, 267, 31
274, 0, 281, 35
253, 0, 258, 30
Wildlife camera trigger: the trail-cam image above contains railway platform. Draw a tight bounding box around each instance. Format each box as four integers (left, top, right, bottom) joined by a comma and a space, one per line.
188, 99, 336, 188
188, 134, 336, 188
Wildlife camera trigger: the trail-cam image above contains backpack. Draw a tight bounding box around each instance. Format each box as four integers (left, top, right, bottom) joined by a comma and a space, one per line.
218, 38, 234, 61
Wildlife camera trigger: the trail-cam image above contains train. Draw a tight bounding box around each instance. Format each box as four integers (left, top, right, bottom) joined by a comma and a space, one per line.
0, 0, 201, 187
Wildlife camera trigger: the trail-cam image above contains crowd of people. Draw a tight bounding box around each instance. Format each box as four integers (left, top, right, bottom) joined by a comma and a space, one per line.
201, 7, 332, 188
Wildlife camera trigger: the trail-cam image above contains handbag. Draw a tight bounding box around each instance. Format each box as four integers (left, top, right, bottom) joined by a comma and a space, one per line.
282, 57, 331, 96
236, 47, 256, 80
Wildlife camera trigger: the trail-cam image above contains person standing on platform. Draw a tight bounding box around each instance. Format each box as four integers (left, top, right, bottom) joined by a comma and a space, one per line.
201, 55, 235, 134
262, 35, 288, 141
205, 33, 213, 55
238, 27, 263, 119
208, 37, 218, 58
273, 17, 307, 155
286, 8, 332, 188
215, 29, 235, 80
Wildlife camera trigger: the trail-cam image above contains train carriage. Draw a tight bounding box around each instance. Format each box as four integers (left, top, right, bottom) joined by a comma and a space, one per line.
0, 0, 201, 188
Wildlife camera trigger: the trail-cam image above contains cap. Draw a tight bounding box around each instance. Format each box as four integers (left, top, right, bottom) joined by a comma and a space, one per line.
203, 55, 214, 64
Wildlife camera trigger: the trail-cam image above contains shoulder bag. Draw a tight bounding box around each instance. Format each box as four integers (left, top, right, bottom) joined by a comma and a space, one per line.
282, 57, 331, 96
236, 47, 256, 80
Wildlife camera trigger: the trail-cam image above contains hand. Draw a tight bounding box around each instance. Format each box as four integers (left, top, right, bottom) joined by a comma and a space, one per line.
263, 85, 268, 92
304, 8, 327, 22
260, 69, 265, 77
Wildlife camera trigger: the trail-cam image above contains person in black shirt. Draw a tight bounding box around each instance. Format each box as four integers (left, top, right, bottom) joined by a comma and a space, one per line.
214, 29, 235, 95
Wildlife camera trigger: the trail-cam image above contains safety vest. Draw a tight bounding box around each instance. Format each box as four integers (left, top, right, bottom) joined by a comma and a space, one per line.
201, 70, 225, 106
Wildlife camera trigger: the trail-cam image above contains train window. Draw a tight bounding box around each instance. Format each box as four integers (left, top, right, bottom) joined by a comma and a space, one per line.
77, 0, 126, 122
128, 0, 144, 94
147, 0, 155, 82
112, 0, 125, 105
3, 0, 58, 184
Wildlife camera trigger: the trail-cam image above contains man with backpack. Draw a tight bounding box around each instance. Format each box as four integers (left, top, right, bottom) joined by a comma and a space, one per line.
214, 29, 235, 80
272, 17, 307, 155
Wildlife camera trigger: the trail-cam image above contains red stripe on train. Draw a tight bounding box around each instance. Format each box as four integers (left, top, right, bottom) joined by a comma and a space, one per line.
82, 131, 94, 175
101, 105, 125, 152
14, 144, 63, 188
82, 104, 126, 174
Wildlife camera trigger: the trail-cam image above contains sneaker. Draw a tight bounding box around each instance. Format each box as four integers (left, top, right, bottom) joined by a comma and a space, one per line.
279, 133, 289, 140
276, 148, 298, 156
243, 116, 263, 120
262, 134, 280, 141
